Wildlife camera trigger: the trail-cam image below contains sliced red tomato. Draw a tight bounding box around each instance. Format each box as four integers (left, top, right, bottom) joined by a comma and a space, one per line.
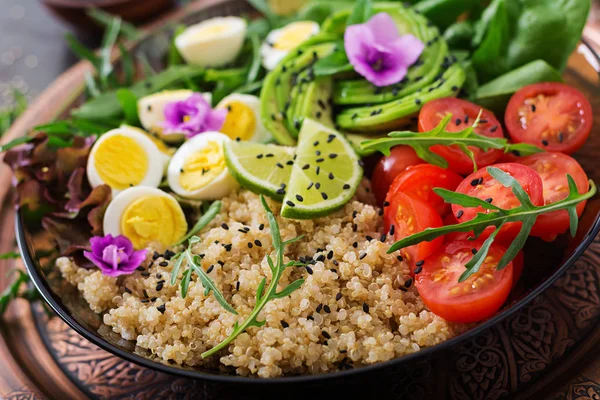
371, 146, 424, 206
505, 82, 592, 154
385, 192, 443, 275
452, 163, 544, 242
415, 240, 514, 323
385, 164, 463, 217
517, 152, 589, 241
418, 98, 504, 175
512, 250, 524, 288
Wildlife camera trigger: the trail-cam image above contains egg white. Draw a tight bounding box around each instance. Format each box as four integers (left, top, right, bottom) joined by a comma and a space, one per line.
103, 186, 184, 240
137, 90, 212, 143
175, 17, 247, 67
261, 21, 320, 70
216, 93, 272, 143
167, 131, 238, 200
86, 127, 165, 196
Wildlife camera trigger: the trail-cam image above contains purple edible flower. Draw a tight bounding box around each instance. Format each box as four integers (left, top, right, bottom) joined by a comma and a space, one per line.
84, 234, 148, 277
344, 12, 425, 87
162, 93, 227, 138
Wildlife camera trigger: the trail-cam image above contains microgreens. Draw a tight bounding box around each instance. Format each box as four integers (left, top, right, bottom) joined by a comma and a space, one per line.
388, 167, 597, 282
361, 113, 543, 172
202, 196, 305, 358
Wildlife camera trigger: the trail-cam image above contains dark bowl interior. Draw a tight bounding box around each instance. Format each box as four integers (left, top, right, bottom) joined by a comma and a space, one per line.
15, 0, 600, 385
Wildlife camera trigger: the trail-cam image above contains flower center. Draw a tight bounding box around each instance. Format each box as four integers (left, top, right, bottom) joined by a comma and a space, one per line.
371, 57, 384, 72
183, 115, 191, 122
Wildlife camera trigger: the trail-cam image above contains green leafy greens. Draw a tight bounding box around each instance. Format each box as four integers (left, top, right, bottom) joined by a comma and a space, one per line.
360, 113, 543, 171
202, 196, 305, 358
388, 167, 597, 282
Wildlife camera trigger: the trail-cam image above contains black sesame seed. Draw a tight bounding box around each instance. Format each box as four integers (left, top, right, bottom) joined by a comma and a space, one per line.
542, 139, 549, 146
286, 200, 296, 207
352, 113, 358, 120
306, 266, 313, 274
276, 162, 284, 169
456, 210, 464, 219
316, 111, 322, 119
236, 281, 240, 290
254, 240, 262, 247
531, 104, 536, 112
224, 244, 233, 251
329, 153, 338, 159
323, 305, 331, 313
124, 287, 132, 294
415, 99, 422, 105
153, 251, 161, 260
316, 254, 325, 262
485, 197, 493, 203
380, 234, 387, 242
303, 164, 310, 170
141, 272, 150, 277
471, 248, 478, 255
327, 134, 336, 143
470, 179, 479, 186
455, 118, 461, 126
206, 265, 214, 274
316, 150, 321, 156
366, 235, 373, 241
321, 192, 328, 200
316, 303, 323, 312
248, 242, 253, 249
143, 289, 149, 298
281, 320, 289, 328
414, 265, 423, 274
343, 184, 351, 190
141, 299, 150, 303
136, 266, 145, 271
383, 201, 390, 207
316, 166, 320, 175
415, 260, 425, 267
328, 172, 335, 180
332, 260, 339, 266
295, 194, 304, 202
316, 158, 325, 163
352, 242, 358, 248
217, 261, 224, 267
353, 223, 358, 232
359, 252, 367, 260
307, 182, 314, 190
397, 255, 403, 262
157, 304, 166, 314
464, 115, 469, 124
316, 183, 321, 189
327, 250, 334, 260
378, 209, 384, 216
490, 125, 498, 132
286, 160, 294, 165
314, 140, 320, 146
362, 303, 369, 313
266, 153, 274, 158
318, 99, 326, 110
276, 188, 286, 195
221, 223, 229, 230
307, 315, 314, 321
336, 293, 343, 301
322, 330, 331, 339
259, 223, 265, 231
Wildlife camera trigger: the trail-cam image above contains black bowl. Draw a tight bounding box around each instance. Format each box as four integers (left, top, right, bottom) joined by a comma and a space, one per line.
14, 0, 600, 398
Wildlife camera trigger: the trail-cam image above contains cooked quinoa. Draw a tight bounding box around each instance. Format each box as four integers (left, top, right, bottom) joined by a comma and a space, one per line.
57, 184, 466, 377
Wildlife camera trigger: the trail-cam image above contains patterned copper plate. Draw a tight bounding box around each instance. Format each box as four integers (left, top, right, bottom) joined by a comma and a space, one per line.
1, 1, 600, 399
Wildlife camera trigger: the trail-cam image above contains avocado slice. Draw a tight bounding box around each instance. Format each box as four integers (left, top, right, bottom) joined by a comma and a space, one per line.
288, 76, 334, 137
332, 6, 450, 106
260, 35, 337, 145
336, 63, 466, 132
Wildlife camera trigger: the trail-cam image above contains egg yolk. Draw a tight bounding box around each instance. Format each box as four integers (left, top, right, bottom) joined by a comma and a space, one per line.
179, 141, 226, 192
195, 23, 229, 39
219, 101, 256, 141
273, 22, 315, 50
94, 135, 148, 190
121, 195, 187, 249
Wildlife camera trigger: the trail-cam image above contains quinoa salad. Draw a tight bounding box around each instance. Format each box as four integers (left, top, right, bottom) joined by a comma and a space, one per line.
2, 0, 595, 378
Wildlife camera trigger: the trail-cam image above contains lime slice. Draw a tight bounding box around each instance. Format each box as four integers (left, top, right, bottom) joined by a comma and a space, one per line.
281, 119, 363, 219
224, 141, 295, 201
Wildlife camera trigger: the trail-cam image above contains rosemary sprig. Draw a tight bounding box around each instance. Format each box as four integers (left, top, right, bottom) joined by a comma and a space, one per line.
202, 196, 305, 358
361, 114, 543, 171
388, 167, 597, 282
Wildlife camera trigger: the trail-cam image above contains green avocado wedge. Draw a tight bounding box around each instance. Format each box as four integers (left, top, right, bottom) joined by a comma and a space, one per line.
260, 36, 337, 145
336, 63, 466, 132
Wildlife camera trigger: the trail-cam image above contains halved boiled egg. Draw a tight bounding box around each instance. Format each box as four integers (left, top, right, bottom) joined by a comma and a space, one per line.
87, 127, 165, 195
103, 187, 188, 250
260, 21, 319, 70
175, 17, 247, 67
137, 90, 212, 143
215, 93, 272, 143
120, 124, 174, 166
167, 132, 238, 200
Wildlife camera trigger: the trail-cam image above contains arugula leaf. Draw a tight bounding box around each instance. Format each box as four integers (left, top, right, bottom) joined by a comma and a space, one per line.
347, 0, 372, 26
175, 201, 222, 246
361, 114, 543, 170
168, 25, 187, 67
246, 33, 262, 84
87, 8, 140, 41
116, 88, 140, 126
98, 17, 122, 89
202, 196, 305, 358
388, 167, 597, 282
119, 43, 135, 86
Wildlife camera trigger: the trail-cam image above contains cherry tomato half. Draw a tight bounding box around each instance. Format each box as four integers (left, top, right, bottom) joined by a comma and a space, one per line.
385, 192, 443, 274
505, 82, 593, 154
517, 152, 589, 241
385, 164, 463, 217
415, 240, 514, 323
418, 98, 504, 175
452, 163, 544, 242
371, 146, 424, 205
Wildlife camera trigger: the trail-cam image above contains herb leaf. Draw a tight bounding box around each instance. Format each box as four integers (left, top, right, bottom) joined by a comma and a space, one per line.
176, 201, 222, 246
246, 33, 262, 84
347, 0, 373, 26
0, 270, 29, 317
388, 167, 597, 282
361, 114, 544, 170
202, 196, 305, 358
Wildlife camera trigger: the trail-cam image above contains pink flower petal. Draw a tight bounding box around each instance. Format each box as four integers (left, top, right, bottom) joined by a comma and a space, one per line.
366, 13, 400, 45
390, 34, 425, 66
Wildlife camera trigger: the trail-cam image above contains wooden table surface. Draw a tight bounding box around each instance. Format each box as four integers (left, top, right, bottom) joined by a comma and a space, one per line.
0, 1, 599, 399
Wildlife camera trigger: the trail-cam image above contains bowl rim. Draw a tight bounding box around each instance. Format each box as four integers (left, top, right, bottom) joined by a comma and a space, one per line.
13, 2, 600, 383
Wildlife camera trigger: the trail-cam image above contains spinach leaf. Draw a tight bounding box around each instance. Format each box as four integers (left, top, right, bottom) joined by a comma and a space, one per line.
472, 0, 590, 83
413, 0, 481, 30
474, 59, 563, 114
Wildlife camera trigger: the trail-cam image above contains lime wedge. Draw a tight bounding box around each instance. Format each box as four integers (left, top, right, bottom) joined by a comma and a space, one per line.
224, 141, 295, 201
281, 119, 363, 219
